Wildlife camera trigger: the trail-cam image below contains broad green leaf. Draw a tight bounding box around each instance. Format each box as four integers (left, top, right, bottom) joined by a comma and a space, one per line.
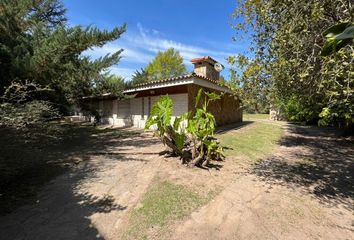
205, 91, 221, 101
195, 88, 203, 108
174, 133, 186, 151
321, 22, 354, 56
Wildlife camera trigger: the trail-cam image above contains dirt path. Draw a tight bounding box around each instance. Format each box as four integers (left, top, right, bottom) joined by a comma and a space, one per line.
0, 122, 353, 240
0, 130, 165, 240
171, 175, 352, 240
170, 122, 354, 240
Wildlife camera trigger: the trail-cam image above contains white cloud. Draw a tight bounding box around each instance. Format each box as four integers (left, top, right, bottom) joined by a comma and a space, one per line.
121, 48, 154, 64
126, 23, 234, 66
84, 43, 153, 64
109, 66, 136, 80
84, 22, 235, 79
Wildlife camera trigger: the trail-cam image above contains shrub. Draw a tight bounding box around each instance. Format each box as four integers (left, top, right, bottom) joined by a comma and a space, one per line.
278, 96, 319, 124
0, 101, 59, 128
145, 89, 225, 167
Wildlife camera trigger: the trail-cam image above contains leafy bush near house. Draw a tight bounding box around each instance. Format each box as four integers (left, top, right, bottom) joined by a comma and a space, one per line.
145, 89, 225, 167
0, 101, 59, 128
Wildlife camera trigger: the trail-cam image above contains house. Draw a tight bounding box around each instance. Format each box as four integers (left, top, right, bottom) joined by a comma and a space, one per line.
80, 56, 242, 128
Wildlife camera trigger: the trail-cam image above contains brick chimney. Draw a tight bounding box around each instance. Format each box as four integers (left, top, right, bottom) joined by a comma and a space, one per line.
191, 56, 223, 81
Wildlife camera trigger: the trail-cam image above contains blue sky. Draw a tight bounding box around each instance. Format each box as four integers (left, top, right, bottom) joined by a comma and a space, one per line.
63, 0, 250, 80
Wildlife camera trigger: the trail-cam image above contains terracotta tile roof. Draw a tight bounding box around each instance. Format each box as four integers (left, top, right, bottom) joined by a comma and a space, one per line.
124, 72, 223, 91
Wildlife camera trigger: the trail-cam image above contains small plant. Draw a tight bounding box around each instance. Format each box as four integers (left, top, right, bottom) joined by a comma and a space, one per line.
145, 89, 225, 167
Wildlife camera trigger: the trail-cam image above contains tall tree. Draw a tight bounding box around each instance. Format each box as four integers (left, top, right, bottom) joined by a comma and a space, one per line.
94, 74, 125, 97
231, 0, 353, 129
125, 68, 149, 88
228, 55, 270, 114
0, 0, 126, 115
145, 48, 187, 81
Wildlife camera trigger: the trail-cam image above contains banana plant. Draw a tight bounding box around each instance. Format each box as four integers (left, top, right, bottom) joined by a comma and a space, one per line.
145, 89, 225, 167
321, 22, 354, 56
145, 95, 186, 155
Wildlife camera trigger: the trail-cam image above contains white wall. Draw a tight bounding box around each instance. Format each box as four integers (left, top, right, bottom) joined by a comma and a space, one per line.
98, 99, 132, 127
131, 97, 144, 128
117, 100, 130, 118
81, 93, 188, 129
130, 93, 188, 129
113, 99, 132, 127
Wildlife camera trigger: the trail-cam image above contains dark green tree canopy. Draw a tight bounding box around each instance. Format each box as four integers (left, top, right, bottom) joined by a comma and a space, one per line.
0, 0, 126, 114
126, 68, 149, 88
94, 74, 125, 97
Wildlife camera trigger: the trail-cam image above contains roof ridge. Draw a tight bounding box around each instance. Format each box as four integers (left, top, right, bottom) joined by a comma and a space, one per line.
124, 72, 223, 91
129, 73, 193, 88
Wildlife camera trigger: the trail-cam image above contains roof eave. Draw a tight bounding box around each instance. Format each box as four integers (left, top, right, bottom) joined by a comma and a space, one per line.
123, 77, 194, 93
123, 76, 233, 95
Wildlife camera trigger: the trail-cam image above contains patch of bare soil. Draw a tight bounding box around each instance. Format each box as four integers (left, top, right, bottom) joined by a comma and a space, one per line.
165, 123, 354, 240
0, 129, 166, 240
0, 123, 353, 240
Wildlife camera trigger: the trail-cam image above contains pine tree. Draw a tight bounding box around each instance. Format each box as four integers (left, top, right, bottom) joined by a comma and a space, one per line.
95, 74, 125, 97
126, 68, 149, 88
0, 0, 126, 114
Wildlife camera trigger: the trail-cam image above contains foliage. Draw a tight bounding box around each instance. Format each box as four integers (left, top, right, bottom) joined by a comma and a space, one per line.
321, 22, 354, 56
187, 90, 224, 166
126, 68, 150, 88
0, 0, 126, 125
145, 95, 187, 155
94, 74, 125, 97
127, 48, 186, 87
145, 48, 187, 81
145, 89, 224, 167
231, 0, 353, 130
227, 56, 270, 113
0, 101, 59, 128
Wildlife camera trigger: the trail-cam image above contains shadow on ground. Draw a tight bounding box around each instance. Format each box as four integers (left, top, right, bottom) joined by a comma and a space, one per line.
0, 122, 160, 239
252, 124, 354, 210
0, 123, 157, 213
215, 121, 254, 134
0, 160, 127, 239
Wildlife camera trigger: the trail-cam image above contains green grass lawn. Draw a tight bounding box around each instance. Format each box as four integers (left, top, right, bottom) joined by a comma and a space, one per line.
125, 180, 212, 239
218, 122, 283, 161
243, 113, 270, 121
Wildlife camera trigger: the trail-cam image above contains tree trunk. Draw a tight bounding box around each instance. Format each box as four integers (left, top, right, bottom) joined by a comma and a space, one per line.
162, 135, 181, 155
187, 154, 203, 167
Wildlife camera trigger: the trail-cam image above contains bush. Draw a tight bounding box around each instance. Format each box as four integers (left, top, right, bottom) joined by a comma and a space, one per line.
0, 101, 59, 128
145, 89, 225, 167
319, 105, 354, 135
279, 96, 319, 124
